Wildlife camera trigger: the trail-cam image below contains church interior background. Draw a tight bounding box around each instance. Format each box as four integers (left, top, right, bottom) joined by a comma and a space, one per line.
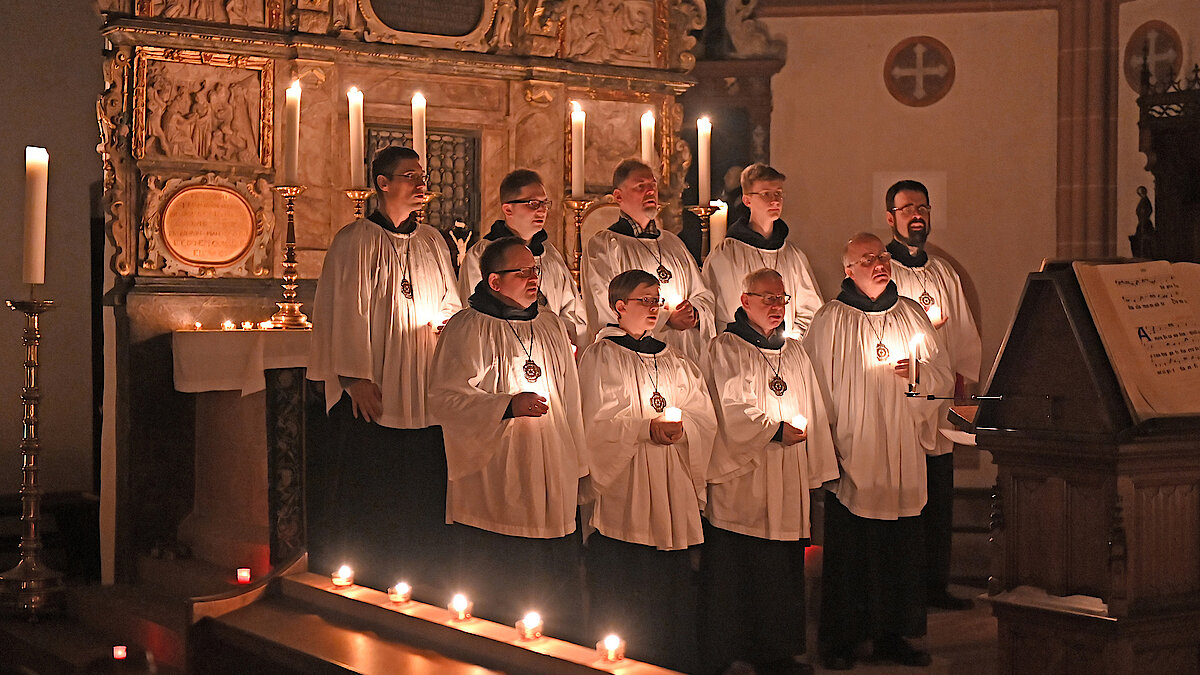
0, 0, 1197, 671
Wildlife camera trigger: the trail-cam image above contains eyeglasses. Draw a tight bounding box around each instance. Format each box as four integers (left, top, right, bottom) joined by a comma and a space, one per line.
746, 190, 785, 202
745, 292, 791, 306
848, 252, 892, 268
625, 296, 666, 307
388, 170, 426, 184
889, 203, 931, 217
494, 265, 541, 279
504, 198, 554, 210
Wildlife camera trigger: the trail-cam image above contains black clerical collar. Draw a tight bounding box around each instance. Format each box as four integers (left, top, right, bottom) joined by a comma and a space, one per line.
609, 213, 660, 239
724, 307, 787, 349
468, 280, 539, 320
836, 277, 899, 312
483, 219, 548, 256
602, 324, 666, 354
368, 209, 418, 235
726, 217, 789, 251
886, 239, 928, 267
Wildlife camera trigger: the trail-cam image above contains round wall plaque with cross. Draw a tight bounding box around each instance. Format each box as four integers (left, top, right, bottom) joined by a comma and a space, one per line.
1123, 20, 1183, 93
884, 36, 956, 107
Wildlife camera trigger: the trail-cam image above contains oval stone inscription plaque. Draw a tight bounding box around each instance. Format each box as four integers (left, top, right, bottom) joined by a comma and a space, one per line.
161, 186, 255, 267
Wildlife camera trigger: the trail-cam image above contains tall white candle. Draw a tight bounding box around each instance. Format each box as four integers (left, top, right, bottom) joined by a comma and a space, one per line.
283, 80, 301, 185
571, 101, 586, 197
640, 110, 655, 166
709, 199, 728, 250
696, 117, 711, 205
347, 87, 365, 189
412, 92, 427, 168
23, 146, 48, 285
908, 333, 924, 389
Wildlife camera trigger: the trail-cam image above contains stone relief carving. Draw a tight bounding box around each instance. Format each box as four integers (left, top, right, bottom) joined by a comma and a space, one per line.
135, 0, 280, 27
133, 48, 274, 168
583, 99, 642, 190
670, 0, 706, 72
563, 0, 655, 67
490, 0, 517, 52
724, 0, 784, 59
99, 46, 138, 277
141, 173, 274, 277
519, 0, 565, 57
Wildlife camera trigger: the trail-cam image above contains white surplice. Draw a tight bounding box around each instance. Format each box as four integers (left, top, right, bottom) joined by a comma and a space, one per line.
578, 328, 717, 550
427, 307, 585, 538
702, 237, 823, 337
458, 236, 587, 345
582, 228, 715, 361
308, 218, 461, 429
703, 333, 839, 540
803, 295, 952, 520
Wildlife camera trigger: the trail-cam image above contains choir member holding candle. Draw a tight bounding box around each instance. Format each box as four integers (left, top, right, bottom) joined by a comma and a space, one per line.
803, 232, 951, 670
582, 159, 715, 362
882, 180, 982, 612
699, 269, 838, 675
703, 164, 823, 338
307, 146, 461, 596
457, 170, 586, 345
427, 238, 586, 639
578, 270, 716, 673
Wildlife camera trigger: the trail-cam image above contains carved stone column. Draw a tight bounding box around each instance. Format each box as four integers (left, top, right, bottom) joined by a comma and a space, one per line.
1055, 0, 1120, 258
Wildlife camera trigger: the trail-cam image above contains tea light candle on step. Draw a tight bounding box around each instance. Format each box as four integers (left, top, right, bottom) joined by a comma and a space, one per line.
236, 567, 251, 584
332, 565, 354, 587
449, 593, 473, 620
222, 319, 236, 331
516, 611, 543, 640
663, 406, 682, 423
241, 321, 253, 330
597, 634, 625, 662
112, 646, 128, 660
389, 581, 412, 603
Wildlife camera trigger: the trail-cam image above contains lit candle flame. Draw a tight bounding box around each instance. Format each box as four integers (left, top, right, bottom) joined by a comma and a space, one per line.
332, 564, 354, 586
664, 406, 682, 423
236, 567, 251, 584
390, 581, 412, 603
193, 321, 203, 330
909, 332, 924, 358
604, 634, 621, 651
113, 646, 128, 660
665, 292, 683, 311
790, 414, 807, 432
572, 100, 582, 114
926, 304, 943, 324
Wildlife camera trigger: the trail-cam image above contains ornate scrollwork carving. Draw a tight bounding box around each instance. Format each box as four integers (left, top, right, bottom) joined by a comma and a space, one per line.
141, 173, 274, 278
669, 0, 705, 72
99, 46, 137, 277
134, 0, 280, 28
725, 0, 784, 59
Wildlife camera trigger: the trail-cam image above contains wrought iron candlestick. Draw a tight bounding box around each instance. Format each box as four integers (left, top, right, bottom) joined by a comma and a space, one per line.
564, 197, 594, 286
686, 204, 718, 259
1, 299, 64, 619
271, 185, 311, 329
344, 188, 374, 220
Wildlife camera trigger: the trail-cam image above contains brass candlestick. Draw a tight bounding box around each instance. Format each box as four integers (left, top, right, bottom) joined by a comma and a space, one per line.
686, 205, 718, 259
564, 197, 594, 286
1, 299, 64, 619
415, 191, 441, 226
271, 185, 311, 329
344, 188, 375, 220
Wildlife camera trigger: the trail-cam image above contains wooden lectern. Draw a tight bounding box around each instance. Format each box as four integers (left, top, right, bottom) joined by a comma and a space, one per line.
976, 261, 1200, 674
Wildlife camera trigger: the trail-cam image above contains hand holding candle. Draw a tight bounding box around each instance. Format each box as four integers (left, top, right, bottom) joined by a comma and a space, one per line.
23, 146, 48, 285
511, 391, 548, 418
783, 414, 808, 445
651, 406, 684, 445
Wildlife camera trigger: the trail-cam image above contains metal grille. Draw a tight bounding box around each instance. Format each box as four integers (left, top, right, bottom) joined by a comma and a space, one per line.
366, 127, 480, 232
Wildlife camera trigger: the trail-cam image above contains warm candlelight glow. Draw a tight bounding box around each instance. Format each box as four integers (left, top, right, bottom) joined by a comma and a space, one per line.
696, 117, 712, 205
909, 333, 924, 358
926, 304, 943, 324
347, 86, 365, 188
412, 92, 427, 166
222, 320, 236, 331
570, 101, 586, 197
664, 406, 682, 423
790, 414, 808, 432
598, 634, 626, 661
640, 110, 655, 165
332, 564, 354, 587
908, 332, 924, 390
236, 567, 252, 584
259, 320, 275, 329
449, 593, 473, 620
241, 321, 254, 330
283, 80, 301, 185
516, 611, 543, 640
389, 581, 412, 603
664, 292, 683, 312
112, 646, 128, 660
23, 146, 49, 285
710, 199, 728, 249
193, 321, 203, 331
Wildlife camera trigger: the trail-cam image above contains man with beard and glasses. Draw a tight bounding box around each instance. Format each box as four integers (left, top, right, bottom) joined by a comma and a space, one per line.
703, 164, 823, 337
700, 268, 838, 675
308, 145, 461, 597
883, 180, 982, 611
427, 237, 586, 641
582, 159, 715, 361
804, 232, 951, 670
458, 169, 586, 345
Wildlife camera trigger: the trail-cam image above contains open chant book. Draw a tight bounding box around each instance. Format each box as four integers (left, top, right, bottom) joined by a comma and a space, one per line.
1073, 260, 1200, 423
